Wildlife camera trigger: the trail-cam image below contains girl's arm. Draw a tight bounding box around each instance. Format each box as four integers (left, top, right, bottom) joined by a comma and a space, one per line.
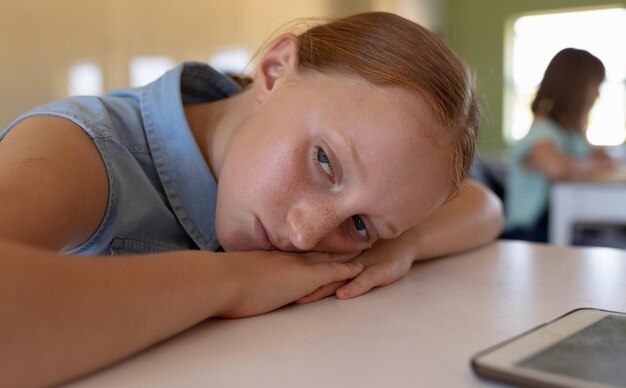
0, 117, 362, 387
299, 180, 504, 302
528, 141, 613, 181
0, 241, 362, 387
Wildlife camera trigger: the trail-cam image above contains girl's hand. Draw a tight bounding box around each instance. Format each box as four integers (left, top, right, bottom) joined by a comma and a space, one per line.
296, 236, 414, 304
215, 251, 363, 318
592, 147, 617, 170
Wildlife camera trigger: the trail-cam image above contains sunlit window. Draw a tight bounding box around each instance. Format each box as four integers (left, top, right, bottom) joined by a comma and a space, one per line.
68, 60, 103, 96
505, 8, 626, 145
209, 46, 251, 75
130, 56, 175, 88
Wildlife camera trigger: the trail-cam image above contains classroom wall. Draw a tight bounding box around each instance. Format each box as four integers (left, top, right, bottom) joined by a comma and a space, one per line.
0, 0, 325, 129
445, 0, 626, 155
0, 0, 441, 130
2, 0, 622, 154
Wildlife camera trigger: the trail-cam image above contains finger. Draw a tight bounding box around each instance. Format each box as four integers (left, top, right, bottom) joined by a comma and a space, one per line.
336, 266, 380, 299
315, 261, 363, 293
303, 251, 361, 265
329, 261, 364, 278
297, 262, 362, 304
296, 280, 347, 304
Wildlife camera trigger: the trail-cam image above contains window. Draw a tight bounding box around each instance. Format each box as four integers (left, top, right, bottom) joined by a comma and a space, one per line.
130, 56, 175, 88
505, 8, 626, 145
68, 60, 103, 96
209, 46, 251, 75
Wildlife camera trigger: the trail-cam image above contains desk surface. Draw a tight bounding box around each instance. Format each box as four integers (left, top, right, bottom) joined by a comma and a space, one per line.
68, 241, 626, 388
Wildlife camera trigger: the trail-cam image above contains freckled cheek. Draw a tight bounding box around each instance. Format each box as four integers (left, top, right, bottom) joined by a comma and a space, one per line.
253, 145, 309, 204
309, 201, 340, 232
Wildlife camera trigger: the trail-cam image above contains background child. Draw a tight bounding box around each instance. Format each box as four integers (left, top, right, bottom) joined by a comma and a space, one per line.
504, 48, 613, 242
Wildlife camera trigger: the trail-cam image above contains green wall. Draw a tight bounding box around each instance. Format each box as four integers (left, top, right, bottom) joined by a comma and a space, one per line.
445, 0, 626, 155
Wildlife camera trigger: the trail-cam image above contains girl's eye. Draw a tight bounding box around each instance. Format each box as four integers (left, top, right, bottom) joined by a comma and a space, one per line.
317, 147, 334, 178
351, 215, 368, 240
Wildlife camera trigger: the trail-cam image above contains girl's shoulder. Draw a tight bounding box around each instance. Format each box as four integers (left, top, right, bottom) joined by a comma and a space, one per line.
528, 117, 563, 135
524, 117, 572, 145
2, 90, 142, 143
509, 118, 565, 162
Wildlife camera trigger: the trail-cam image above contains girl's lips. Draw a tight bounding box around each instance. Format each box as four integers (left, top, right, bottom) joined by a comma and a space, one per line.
254, 217, 277, 250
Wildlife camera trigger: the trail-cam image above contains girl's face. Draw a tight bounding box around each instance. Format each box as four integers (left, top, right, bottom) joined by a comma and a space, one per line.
583, 81, 601, 114
214, 71, 452, 254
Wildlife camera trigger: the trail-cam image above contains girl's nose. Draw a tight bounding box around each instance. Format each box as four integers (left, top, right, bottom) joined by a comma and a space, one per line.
286, 202, 342, 251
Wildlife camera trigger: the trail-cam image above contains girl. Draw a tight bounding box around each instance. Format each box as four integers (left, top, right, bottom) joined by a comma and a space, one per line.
0, 12, 502, 386
504, 48, 612, 242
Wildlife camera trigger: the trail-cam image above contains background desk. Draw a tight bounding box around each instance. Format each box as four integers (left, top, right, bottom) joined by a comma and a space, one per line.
550, 181, 626, 246
68, 241, 626, 387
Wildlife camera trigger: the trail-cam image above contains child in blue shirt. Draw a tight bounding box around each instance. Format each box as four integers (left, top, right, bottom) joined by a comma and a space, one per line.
504, 48, 613, 242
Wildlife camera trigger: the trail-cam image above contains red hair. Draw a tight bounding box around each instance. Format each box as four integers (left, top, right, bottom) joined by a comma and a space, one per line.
294, 12, 479, 194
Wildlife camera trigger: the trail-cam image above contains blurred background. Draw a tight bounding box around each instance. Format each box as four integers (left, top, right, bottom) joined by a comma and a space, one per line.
0, 0, 624, 156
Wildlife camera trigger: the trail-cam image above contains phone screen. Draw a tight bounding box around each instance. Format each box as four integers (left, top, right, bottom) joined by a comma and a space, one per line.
516, 314, 626, 386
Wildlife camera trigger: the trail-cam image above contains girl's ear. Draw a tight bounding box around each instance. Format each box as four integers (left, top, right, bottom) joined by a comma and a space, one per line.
253, 34, 299, 103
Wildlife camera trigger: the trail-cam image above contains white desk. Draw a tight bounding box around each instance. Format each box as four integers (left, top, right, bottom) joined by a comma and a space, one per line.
67, 241, 626, 388
550, 181, 626, 246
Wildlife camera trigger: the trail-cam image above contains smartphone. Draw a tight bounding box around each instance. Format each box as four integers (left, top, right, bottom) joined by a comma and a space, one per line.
471, 308, 626, 388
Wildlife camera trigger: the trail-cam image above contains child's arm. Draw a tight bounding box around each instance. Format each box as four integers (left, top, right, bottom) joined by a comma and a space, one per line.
298, 180, 504, 302
0, 241, 362, 387
528, 141, 613, 181
0, 117, 362, 387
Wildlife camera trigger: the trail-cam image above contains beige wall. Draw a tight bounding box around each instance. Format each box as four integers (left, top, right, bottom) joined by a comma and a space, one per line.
0, 0, 322, 128
0, 0, 442, 129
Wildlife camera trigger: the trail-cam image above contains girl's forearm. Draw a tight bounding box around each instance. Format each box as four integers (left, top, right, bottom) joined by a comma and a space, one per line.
0, 241, 363, 387
321, 180, 504, 301
0, 241, 226, 387
405, 180, 504, 262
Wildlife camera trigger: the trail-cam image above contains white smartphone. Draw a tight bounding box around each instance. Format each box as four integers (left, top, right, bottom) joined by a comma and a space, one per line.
471, 308, 626, 388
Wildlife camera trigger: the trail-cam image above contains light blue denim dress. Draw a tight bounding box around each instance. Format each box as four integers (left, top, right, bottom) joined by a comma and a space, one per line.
1, 62, 241, 255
